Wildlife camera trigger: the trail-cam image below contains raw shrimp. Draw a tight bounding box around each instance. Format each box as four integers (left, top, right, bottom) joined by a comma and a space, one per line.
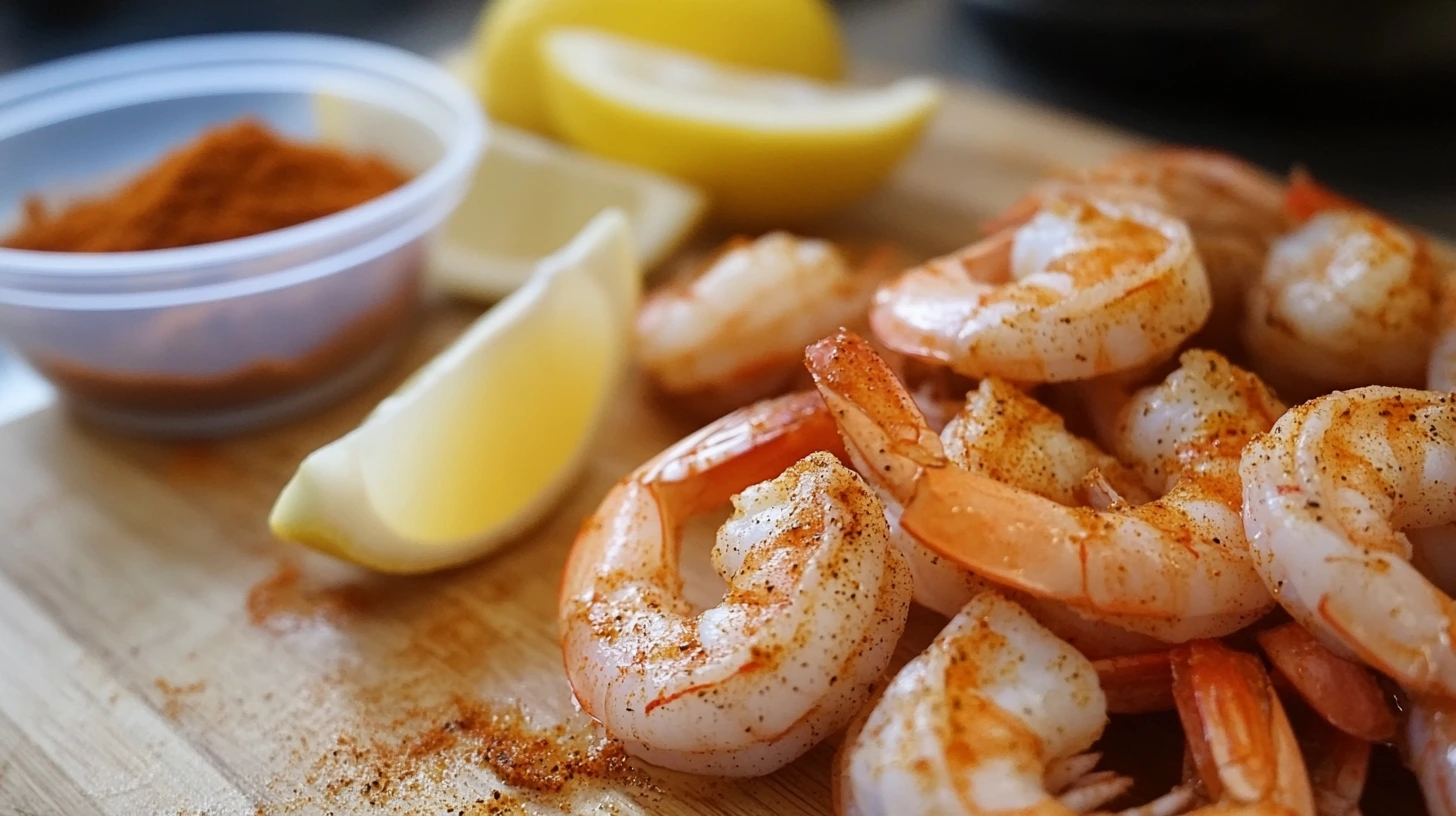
636, 233, 892, 414
988, 148, 1289, 339
559, 392, 912, 775
807, 330, 1275, 643
1243, 206, 1436, 398
1240, 386, 1456, 696
870, 195, 1211, 382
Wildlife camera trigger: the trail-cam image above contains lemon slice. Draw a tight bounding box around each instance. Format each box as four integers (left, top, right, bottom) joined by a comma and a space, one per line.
430, 124, 704, 301
540, 29, 941, 225
270, 210, 637, 574
471, 0, 845, 135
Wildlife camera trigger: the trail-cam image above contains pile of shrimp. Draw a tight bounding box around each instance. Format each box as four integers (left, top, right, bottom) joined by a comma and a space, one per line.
561, 148, 1456, 815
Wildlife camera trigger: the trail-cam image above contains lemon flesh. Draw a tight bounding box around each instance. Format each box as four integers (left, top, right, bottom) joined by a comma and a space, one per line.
472, 0, 845, 134
431, 125, 704, 301
270, 210, 638, 574
540, 30, 941, 226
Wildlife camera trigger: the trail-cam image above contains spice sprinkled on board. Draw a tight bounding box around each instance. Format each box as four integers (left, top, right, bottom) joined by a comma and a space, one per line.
246, 560, 373, 633
260, 695, 646, 814
153, 677, 206, 719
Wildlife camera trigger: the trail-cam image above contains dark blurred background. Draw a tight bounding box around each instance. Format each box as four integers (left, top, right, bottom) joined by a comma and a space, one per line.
3, 0, 1456, 234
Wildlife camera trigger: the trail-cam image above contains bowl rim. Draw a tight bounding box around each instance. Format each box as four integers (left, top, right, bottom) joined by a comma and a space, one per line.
0, 32, 486, 279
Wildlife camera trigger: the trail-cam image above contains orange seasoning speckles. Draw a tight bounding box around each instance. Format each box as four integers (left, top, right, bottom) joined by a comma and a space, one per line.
245, 560, 373, 633
271, 696, 645, 813
154, 677, 206, 719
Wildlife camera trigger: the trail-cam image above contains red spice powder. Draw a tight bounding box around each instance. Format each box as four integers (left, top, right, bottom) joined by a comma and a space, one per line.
3, 118, 409, 252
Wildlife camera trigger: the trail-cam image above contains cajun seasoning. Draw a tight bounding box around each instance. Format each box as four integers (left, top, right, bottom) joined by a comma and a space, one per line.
3, 117, 419, 417
3, 118, 408, 252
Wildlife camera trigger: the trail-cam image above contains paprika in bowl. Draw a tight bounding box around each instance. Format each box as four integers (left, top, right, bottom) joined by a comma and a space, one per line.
0, 33, 486, 437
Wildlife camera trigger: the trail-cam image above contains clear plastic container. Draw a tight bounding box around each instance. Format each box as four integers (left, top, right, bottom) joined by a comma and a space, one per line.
0, 33, 486, 437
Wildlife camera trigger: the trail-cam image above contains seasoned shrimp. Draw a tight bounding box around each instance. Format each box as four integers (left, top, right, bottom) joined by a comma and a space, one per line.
915, 376, 1165, 656
1240, 386, 1456, 696
1406, 694, 1456, 815
636, 233, 891, 415
944, 377, 1151, 508
870, 196, 1211, 383
1243, 205, 1436, 398
559, 392, 912, 775
807, 330, 1275, 643
835, 592, 1142, 816
988, 148, 1289, 340
837, 596, 1305, 816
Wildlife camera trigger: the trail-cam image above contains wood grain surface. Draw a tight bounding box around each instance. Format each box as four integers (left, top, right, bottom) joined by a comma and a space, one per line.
0, 74, 1422, 815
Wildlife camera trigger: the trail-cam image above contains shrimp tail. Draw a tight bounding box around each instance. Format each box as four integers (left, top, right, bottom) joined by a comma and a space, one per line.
1255, 622, 1396, 743
1171, 640, 1315, 815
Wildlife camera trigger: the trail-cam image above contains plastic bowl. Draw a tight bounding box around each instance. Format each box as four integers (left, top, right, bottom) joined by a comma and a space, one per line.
0, 33, 486, 437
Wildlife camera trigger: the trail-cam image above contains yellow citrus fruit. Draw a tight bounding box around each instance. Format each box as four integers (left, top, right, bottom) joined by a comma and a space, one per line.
472, 0, 845, 134
270, 211, 637, 574
431, 123, 704, 301
540, 29, 941, 226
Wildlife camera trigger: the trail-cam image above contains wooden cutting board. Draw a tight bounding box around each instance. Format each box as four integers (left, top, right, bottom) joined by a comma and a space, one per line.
0, 74, 1417, 815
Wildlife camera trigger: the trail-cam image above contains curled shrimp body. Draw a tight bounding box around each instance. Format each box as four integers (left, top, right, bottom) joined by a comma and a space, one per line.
908, 377, 1165, 657
988, 148, 1289, 342
870, 196, 1211, 383
901, 376, 1149, 619
836, 592, 1127, 816
559, 392, 912, 775
636, 233, 888, 415
944, 377, 1151, 508
806, 330, 1274, 643
1240, 386, 1456, 696
837, 596, 1308, 816
1243, 209, 1436, 398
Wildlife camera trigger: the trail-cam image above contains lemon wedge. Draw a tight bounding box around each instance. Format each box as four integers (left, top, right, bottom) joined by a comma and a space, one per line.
471, 0, 845, 134
270, 210, 637, 574
430, 124, 704, 301
540, 29, 941, 226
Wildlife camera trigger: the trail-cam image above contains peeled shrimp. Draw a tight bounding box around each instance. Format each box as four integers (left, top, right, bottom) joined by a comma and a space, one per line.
559, 392, 912, 775
899, 376, 1149, 618
944, 377, 1151, 508
1240, 386, 1456, 696
871, 196, 1211, 383
914, 376, 1165, 657
988, 148, 1289, 341
835, 592, 1137, 816
807, 330, 1274, 643
837, 595, 1307, 816
1244, 208, 1436, 398
636, 233, 889, 414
